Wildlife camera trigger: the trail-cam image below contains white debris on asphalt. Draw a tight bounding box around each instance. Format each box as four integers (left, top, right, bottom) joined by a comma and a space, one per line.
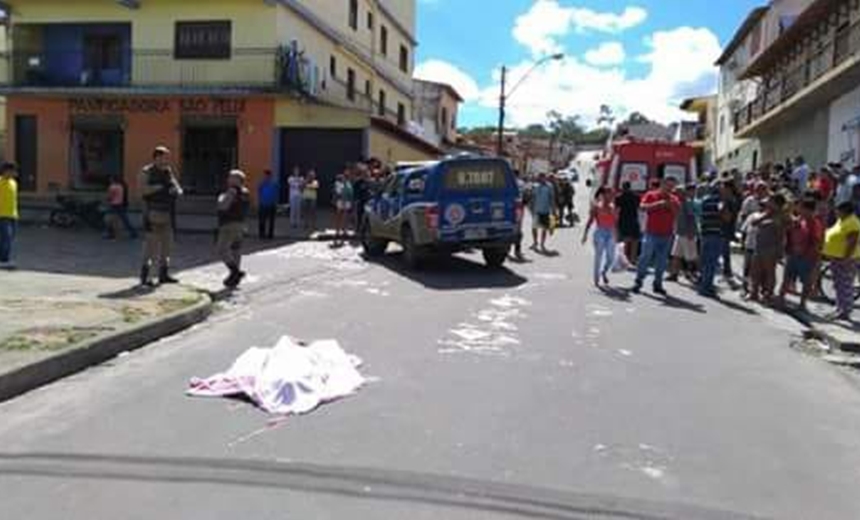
439, 294, 530, 356
260, 242, 366, 271
587, 305, 613, 318
640, 465, 666, 480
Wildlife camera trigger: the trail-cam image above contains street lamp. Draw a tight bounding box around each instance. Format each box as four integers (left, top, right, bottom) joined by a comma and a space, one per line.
497, 53, 564, 156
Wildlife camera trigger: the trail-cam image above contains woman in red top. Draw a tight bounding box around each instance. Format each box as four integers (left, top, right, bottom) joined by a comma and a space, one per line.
582, 187, 619, 287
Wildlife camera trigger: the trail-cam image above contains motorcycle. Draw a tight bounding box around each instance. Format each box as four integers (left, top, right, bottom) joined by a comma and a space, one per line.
49, 194, 106, 230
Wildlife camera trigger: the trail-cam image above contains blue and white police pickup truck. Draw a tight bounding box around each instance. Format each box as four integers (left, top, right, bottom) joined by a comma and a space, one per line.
360, 156, 523, 268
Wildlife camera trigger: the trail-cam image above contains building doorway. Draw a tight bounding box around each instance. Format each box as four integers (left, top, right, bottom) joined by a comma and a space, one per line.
14, 115, 37, 191
70, 118, 124, 191
280, 128, 364, 205
182, 123, 238, 196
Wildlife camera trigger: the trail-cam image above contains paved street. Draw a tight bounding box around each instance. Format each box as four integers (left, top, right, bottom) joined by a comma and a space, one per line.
3, 202, 860, 519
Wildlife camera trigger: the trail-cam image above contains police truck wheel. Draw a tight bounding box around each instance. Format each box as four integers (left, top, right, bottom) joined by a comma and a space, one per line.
483, 246, 509, 268
361, 220, 388, 258
401, 226, 422, 269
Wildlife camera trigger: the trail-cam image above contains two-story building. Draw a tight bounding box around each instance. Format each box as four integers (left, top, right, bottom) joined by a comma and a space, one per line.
714, 6, 767, 173
413, 79, 462, 150
0, 0, 438, 207
679, 94, 718, 173
732, 0, 860, 169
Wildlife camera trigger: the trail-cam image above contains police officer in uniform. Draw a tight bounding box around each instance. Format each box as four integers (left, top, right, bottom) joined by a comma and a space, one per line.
217, 169, 251, 288
139, 146, 182, 286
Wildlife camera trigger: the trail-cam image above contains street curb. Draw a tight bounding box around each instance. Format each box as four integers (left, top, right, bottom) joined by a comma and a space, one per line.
17, 217, 349, 243
0, 295, 213, 404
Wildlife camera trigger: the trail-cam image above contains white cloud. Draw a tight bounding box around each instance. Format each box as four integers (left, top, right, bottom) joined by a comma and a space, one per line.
475, 25, 721, 127
584, 41, 626, 66
513, 0, 647, 56
414, 59, 480, 101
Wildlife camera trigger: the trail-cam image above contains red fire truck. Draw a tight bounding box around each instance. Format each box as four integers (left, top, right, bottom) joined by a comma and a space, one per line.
596, 139, 698, 193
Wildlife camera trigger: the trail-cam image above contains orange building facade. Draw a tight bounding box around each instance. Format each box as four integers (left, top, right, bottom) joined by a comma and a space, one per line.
6, 94, 275, 205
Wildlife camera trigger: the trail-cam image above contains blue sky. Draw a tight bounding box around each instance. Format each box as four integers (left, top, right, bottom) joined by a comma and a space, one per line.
414, 0, 762, 128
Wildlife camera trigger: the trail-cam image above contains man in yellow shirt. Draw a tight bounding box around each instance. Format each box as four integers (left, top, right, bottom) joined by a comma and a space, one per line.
0, 162, 18, 269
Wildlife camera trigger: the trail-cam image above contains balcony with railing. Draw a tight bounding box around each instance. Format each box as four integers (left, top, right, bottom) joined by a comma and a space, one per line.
5, 22, 133, 88
1, 47, 307, 91
733, 14, 860, 136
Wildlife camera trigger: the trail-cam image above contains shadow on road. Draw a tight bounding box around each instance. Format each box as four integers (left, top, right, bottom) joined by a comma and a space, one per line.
640, 292, 707, 314
98, 285, 157, 300
597, 286, 631, 302
0, 452, 758, 520
15, 226, 299, 279
372, 253, 528, 291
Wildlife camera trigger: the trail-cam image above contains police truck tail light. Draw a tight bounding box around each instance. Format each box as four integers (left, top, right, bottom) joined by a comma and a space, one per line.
515, 200, 524, 223
425, 204, 440, 230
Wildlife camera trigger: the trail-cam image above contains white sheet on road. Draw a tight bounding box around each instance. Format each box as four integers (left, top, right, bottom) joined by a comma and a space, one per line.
187, 336, 365, 415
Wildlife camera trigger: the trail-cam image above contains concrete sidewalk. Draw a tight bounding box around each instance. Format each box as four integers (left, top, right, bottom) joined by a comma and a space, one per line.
0, 271, 211, 402
719, 248, 860, 366
19, 205, 341, 239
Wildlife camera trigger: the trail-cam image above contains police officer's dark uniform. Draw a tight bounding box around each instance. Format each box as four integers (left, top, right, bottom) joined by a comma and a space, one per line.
139, 147, 181, 286
217, 170, 251, 288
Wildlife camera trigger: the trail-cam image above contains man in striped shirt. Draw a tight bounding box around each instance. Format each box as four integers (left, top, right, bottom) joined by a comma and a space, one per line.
699, 182, 731, 297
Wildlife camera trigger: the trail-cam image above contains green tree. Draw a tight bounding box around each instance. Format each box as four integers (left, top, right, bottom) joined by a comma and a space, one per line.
519, 123, 551, 138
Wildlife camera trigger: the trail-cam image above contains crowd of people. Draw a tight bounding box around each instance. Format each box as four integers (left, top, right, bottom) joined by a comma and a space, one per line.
4, 142, 860, 324
581, 156, 860, 321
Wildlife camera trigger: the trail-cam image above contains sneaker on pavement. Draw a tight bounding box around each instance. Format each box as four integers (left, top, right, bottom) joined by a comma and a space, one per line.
631, 283, 642, 294
653, 286, 668, 296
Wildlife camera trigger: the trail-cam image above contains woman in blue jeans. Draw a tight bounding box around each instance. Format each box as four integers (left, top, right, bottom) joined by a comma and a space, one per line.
582, 187, 619, 287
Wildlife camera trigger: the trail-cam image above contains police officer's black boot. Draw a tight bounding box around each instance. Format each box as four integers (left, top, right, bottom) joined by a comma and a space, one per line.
139, 264, 154, 287
158, 265, 179, 285
223, 264, 246, 289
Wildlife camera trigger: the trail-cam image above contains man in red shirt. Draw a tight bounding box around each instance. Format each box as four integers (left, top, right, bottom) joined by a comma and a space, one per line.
814, 167, 835, 202
633, 176, 681, 295
777, 197, 823, 311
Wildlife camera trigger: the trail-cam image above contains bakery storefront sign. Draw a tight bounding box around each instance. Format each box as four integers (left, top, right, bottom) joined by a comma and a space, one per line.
69, 97, 247, 115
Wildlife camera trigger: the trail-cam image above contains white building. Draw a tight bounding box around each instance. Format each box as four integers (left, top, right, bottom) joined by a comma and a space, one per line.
714, 6, 767, 173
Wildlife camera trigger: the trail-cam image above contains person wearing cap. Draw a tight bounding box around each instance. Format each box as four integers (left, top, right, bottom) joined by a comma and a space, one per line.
0, 162, 19, 269
139, 146, 182, 286
217, 169, 251, 288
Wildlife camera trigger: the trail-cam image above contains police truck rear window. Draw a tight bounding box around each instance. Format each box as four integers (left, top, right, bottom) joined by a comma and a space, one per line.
444, 164, 507, 191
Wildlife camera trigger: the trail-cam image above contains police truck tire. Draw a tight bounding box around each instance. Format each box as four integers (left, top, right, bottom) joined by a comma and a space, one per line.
401, 226, 422, 269
361, 219, 388, 258
483, 246, 509, 268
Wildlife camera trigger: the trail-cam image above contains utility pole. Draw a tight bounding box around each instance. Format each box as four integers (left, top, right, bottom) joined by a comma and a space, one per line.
495, 54, 563, 158
497, 66, 507, 157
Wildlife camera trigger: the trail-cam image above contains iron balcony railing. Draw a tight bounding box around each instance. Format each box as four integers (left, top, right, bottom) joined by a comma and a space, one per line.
734, 19, 860, 133
0, 47, 323, 94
